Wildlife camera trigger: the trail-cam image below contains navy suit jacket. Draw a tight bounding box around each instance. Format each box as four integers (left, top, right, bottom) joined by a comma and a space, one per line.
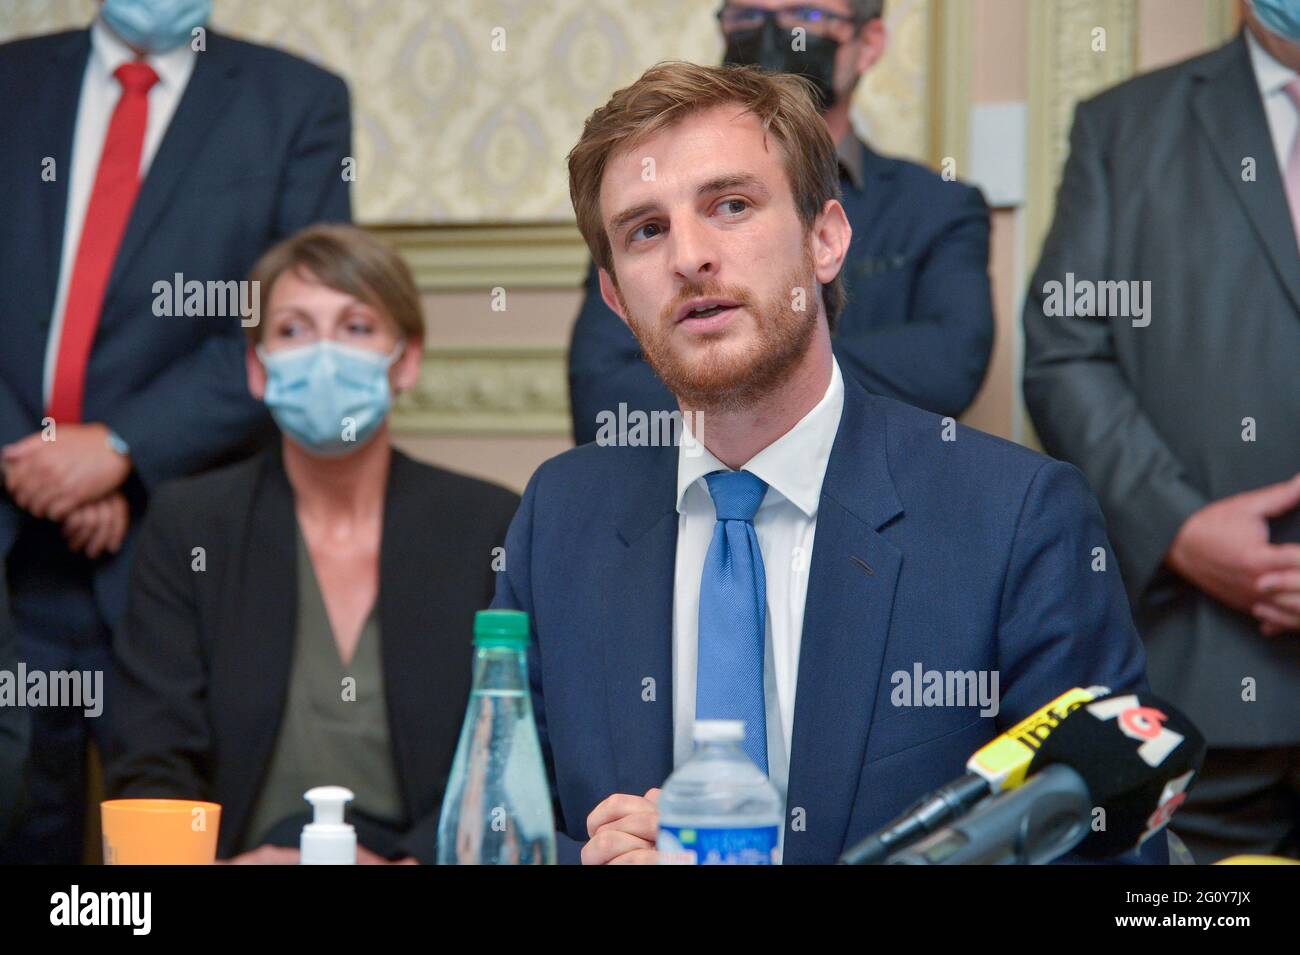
567, 140, 994, 445
0, 28, 351, 625
493, 376, 1164, 864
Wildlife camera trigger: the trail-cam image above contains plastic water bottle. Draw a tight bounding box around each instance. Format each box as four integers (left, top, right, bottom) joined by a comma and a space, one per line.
657, 720, 783, 865
436, 609, 556, 864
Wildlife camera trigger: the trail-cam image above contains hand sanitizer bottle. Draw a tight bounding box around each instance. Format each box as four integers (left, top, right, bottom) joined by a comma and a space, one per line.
300, 786, 356, 865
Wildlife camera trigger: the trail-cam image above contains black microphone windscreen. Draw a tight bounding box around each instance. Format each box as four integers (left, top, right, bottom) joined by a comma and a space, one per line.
1026, 691, 1206, 858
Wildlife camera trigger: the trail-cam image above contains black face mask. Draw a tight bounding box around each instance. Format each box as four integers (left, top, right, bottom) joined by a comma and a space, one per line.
722, 14, 840, 111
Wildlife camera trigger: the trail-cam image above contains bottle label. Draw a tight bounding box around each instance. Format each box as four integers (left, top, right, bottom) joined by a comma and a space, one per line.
657, 824, 780, 865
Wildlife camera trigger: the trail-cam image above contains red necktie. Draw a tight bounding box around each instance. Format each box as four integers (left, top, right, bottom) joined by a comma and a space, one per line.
47, 61, 159, 425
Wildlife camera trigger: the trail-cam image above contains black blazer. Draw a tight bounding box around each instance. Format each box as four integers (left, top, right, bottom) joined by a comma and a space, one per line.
0, 27, 352, 626
105, 447, 520, 862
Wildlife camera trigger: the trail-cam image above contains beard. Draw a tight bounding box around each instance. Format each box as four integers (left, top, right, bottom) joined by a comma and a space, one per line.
618, 246, 820, 414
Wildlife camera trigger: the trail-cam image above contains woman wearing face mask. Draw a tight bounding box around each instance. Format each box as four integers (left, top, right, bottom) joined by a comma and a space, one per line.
106, 224, 521, 864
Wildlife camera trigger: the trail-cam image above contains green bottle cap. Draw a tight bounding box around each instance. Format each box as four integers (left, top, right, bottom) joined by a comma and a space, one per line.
473, 609, 530, 649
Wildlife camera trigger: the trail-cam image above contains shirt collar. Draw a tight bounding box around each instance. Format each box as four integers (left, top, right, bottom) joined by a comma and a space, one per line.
1246, 27, 1299, 99
675, 358, 846, 519
836, 133, 866, 192
91, 16, 196, 92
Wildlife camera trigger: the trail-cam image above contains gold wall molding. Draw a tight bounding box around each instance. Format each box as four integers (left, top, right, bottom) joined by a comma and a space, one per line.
929, 0, 973, 174
853, 0, 934, 163
393, 347, 570, 435
1205, 0, 1241, 47
1026, 0, 1138, 257
1021, 0, 1139, 449
375, 223, 590, 291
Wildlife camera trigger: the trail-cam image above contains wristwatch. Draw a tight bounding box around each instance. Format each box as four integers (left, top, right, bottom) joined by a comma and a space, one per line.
106, 429, 130, 458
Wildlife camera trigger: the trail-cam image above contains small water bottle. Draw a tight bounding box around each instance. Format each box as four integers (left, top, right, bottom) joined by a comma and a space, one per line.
436, 609, 556, 864
657, 719, 783, 865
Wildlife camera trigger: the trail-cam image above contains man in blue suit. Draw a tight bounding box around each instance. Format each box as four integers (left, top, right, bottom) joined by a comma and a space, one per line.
566, 0, 993, 446
0, 1, 351, 861
494, 60, 1161, 864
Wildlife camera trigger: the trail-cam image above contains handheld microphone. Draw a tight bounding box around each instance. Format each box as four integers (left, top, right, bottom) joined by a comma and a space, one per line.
884, 764, 1092, 865
883, 691, 1206, 864
839, 686, 1107, 865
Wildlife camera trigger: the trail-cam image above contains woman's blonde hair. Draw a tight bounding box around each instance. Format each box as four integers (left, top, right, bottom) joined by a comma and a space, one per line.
246, 224, 424, 343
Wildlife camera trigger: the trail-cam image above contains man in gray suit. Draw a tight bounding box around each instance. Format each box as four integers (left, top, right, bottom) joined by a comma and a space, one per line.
1023, 2, 1300, 863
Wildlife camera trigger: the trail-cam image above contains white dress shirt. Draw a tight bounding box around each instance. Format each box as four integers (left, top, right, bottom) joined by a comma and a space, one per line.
43, 18, 197, 406
1246, 27, 1300, 178
671, 357, 845, 819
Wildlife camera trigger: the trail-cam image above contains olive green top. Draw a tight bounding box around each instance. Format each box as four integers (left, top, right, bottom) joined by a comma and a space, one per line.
242, 525, 406, 851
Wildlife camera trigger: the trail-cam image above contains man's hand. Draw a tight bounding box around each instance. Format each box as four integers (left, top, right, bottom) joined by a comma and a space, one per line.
61, 492, 129, 558
2, 423, 130, 521
1166, 474, 1300, 632
581, 788, 661, 865
1253, 560, 1300, 636
221, 845, 301, 864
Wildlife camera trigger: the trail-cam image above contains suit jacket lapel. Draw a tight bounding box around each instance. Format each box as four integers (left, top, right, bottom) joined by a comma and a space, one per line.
1192, 34, 1300, 315
225, 448, 297, 840
605, 448, 678, 796
108, 33, 240, 293
784, 382, 903, 864
376, 451, 464, 816
40, 31, 91, 316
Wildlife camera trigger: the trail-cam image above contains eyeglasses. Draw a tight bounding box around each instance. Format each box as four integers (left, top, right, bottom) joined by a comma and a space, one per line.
717, 4, 863, 38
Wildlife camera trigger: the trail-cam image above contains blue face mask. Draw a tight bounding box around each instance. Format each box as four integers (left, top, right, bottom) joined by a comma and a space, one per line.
100, 0, 212, 53
258, 340, 405, 458
1253, 0, 1300, 42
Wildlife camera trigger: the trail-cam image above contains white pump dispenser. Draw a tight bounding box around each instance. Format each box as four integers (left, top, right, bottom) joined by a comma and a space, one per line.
300, 786, 356, 865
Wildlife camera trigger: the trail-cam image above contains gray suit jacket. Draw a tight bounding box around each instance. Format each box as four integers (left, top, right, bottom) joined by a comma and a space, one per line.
1023, 33, 1300, 748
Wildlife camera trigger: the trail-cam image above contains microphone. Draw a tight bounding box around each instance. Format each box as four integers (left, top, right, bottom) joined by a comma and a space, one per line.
883, 691, 1206, 864
839, 686, 1107, 865
1023, 690, 1206, 859
884, 764, 1092, 865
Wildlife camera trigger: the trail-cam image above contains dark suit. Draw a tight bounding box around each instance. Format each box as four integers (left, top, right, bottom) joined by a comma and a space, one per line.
106, 447, 520, 863
0, 26, 351, 861
0, 545, 30, 846
1023, 34, 1300, 859
493, 375, 1163, 864
567, 139, 994, 445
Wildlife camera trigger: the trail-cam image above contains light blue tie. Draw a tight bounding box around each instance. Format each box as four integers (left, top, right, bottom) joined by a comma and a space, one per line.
696, 469, 769, 774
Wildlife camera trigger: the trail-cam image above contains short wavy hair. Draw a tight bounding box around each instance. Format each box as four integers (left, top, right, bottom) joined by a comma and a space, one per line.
245, 224, 424, 344
567, 60, 844, 331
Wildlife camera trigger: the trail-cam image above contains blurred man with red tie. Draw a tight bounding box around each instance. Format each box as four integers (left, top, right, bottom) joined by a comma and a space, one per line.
0, 0, 351, 861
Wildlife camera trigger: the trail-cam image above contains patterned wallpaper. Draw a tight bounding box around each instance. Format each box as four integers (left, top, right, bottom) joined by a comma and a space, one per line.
1, 0, 934, 224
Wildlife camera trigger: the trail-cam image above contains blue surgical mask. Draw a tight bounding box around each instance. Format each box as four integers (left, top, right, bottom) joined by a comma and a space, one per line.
1252, 0, 1300, 42
258, 340, 405, 458
100, 0, 212, 54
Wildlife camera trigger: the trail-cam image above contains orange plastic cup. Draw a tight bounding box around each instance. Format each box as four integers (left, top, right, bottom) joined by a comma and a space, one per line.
100, 799, 222, 865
